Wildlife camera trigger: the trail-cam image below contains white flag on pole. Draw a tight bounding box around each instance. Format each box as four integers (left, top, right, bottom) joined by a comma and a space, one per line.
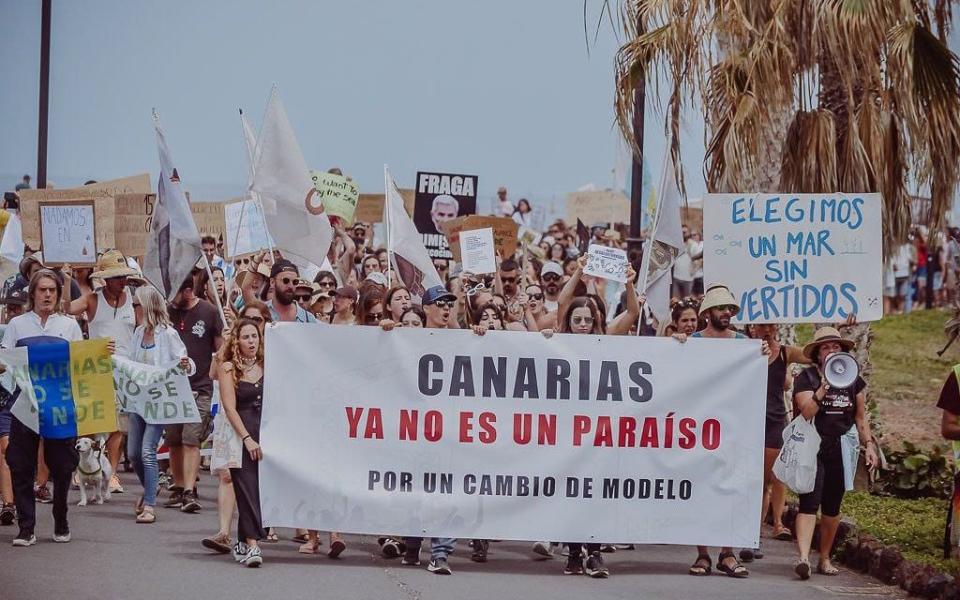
143, 112, 203, 300
385, 166, 442, 298
250, 88, 332, 268
0, 213, 24, 264
638, 150, 685, 323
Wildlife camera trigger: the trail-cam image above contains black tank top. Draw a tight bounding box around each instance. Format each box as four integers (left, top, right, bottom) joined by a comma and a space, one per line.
765, 346, 787, 422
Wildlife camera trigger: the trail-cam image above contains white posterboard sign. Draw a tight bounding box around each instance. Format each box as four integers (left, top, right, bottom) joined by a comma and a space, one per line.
703, 193, 883, 323
39, 201, 96, 265
584, 243, 628, 283
460, 227, 497, 275
224, 199, 273, 258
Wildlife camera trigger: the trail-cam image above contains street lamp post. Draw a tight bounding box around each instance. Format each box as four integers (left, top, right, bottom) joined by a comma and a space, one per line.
37, 0, 52, 189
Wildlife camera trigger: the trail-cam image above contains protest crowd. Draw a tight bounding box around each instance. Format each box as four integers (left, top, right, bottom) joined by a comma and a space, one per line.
0, 99, 919, 585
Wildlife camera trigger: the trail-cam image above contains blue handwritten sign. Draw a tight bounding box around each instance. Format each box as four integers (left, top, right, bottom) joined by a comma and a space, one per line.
703, 193, 883, 323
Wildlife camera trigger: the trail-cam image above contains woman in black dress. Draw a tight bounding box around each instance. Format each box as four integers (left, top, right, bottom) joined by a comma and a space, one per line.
218, 318, 267, 568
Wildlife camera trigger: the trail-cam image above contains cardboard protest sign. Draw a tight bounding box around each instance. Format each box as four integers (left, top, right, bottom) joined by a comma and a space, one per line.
224, 199, 273, 258
459, 228, 497, 275
704, 193, 883, 323
440, 215, 518, 263
113, 194, 228, 257
566, 190, 630, 226
39, 201, 97, 266
414, 171, 478, 259
584, 243, 628, 283
113, 356, 200, 425
355, 189, 415, 224
310, 171, 360, 225
19, 174, 150, 250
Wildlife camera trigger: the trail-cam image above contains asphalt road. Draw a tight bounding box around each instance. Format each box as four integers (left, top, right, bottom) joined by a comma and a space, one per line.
2, 472, 904, 600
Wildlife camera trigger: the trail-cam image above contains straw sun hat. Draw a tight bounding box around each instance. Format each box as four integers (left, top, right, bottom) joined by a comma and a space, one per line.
802, 326, 855, 360
91, 249, 138, 280
698, 285, 740, 316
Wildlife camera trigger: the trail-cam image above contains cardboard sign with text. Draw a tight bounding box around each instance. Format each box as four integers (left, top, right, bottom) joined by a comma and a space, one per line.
113, 194, 230, 257
39, 201, 97, 266
355, 189, 415, 224
19, 174, 151, 250
310, 171, 360, 225
441, 215, 518, 263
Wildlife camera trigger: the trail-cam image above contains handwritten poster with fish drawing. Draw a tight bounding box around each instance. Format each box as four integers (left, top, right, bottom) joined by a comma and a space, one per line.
39, 200, 97, 265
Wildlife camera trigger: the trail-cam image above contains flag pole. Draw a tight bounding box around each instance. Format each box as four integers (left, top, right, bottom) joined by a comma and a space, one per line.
384, 165, 394, 285
203, 258, 229, 330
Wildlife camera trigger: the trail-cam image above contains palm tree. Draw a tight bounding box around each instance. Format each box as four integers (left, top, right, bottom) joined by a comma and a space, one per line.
614, 0, 960, 439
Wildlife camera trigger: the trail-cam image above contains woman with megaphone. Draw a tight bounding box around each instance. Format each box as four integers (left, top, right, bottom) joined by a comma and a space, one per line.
791, 327, 878, 581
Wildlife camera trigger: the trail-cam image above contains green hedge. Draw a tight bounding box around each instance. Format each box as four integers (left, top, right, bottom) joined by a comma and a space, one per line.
842, 491, 958, 573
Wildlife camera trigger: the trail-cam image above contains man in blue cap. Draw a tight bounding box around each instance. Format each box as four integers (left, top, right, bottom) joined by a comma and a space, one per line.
420, 285, 457, 330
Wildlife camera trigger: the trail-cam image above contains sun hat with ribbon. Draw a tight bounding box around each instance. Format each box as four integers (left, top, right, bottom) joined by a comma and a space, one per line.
91, 249, 138, 280
802, 326, 855, 360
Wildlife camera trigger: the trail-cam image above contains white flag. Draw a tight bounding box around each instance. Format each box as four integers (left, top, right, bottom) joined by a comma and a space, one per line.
385, 166, 442, 298
143, 112, 203, 300
250, 88, 332, 268
0, 213, 24, 264
638, 150, 685, 323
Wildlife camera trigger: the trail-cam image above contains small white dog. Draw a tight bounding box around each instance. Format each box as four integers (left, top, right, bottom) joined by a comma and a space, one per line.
74, 437, 112, 506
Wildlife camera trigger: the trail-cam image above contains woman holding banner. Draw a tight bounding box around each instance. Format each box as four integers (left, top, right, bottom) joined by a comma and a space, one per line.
126, 287, 193, 524
218, 318, 267, 568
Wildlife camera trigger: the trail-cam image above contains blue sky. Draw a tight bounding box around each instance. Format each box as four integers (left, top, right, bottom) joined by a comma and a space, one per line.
0, 1, 698, 208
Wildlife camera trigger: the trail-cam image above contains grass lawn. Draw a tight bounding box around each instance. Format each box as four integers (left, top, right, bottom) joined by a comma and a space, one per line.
841, 491, 959, 574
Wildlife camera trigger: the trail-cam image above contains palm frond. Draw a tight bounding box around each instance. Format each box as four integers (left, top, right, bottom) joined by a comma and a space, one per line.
780, 109, 839, 193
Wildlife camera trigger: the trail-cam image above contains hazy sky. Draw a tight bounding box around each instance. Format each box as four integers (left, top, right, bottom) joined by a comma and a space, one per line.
0, 1, 700, 204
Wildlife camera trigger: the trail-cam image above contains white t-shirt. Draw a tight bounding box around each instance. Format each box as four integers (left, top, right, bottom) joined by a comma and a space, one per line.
891, 244, 913, 278
496, 200, 514, 218
2, 312, 83, 348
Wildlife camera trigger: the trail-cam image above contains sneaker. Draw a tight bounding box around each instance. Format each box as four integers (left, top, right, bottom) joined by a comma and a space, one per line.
563, 554, 584, 575
400, 547, 421, 566
753, 542, 764, 560
532, 540, 554, 557
427, 557, 452, 575
12, 531, 36, 547
53, 530, 71, 543
35, 484, 52, 504
739, 548, 755, 563
470, 539, 489, 563
584, 552, 610, 578
163, 487, 184, 509
380, 537, 403, 558
108, 474, 124, 494
0, 503, 15, 526
180, 489, 201, 513
240, 545, 263, 568
232, 541, 250, 563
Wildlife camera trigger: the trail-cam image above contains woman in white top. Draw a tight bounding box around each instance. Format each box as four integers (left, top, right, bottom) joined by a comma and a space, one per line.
126, 286, 191, 523
511, 198, 533, 229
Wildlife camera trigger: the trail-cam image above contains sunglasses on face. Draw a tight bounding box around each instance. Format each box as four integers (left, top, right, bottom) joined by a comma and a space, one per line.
234, 257, 251, 267
296, 294, 312, 301
365, 312, 383, 323
527, 293, 544, 301
542, 274, 561, 282
430, 300, 453, 309
279, 276, 295, 286
572, 315, 595, 326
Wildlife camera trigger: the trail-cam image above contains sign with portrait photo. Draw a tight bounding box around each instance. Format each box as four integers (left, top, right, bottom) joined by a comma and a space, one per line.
413, 171, 478, 259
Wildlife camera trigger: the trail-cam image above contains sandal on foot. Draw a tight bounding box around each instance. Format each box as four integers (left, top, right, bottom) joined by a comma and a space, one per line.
264, 529, 279, 543
328, 539, 346, 559
717, 552, 749, 578
773, 526, 793, 541
817, 562, 840, 576
135, 508, 156, 524
688, 554, 712, 576
134, 496, 145, 516
298, 540, 320, 554
795, 559, 811, 580
292, 534, 309, 544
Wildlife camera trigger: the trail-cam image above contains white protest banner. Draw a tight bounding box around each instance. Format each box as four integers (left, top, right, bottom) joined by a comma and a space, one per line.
584, 243, 628, 283
38, 201, 97, 265
260, 324, 767, 546
224, 199, 273, 258
112, 356, 200, 425
704, 193, 883, 323
460, 227, 496, 275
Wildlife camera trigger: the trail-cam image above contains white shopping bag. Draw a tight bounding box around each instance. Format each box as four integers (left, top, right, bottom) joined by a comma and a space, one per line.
773, 415, 821, 494
840, 425, 860, 491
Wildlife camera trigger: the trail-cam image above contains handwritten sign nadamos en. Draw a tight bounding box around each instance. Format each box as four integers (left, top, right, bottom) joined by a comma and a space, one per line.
39, 201, 97, 265
703, 193, 883, 323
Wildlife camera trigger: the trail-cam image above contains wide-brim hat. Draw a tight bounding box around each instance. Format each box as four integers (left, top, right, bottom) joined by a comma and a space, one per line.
18, 253, 43, 279
802, 326, 856, 360
91, 249, 138, 280
699, 284, 740, 316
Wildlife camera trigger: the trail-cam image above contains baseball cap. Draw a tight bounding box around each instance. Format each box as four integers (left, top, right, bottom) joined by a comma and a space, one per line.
365, 272, 388, 287
0, 284, 27, 306
541, 262, 563, 278
422, 285, 456, 306
270, 259, 299, 278
335, 286, 359, 302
